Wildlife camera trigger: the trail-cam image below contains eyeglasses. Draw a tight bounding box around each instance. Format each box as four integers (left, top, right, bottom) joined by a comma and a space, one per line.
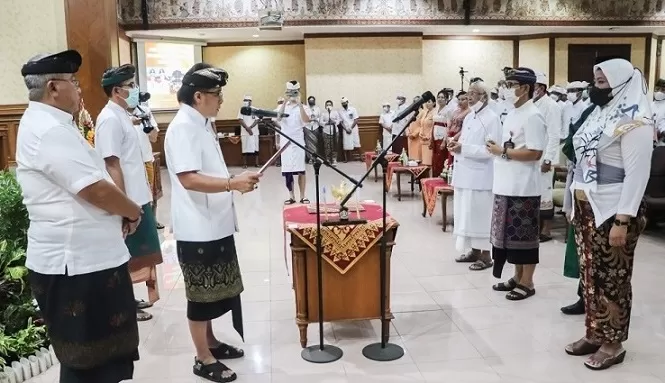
51, 78, 80, 88
504, 81, 521, 88
201, 90, 223, 98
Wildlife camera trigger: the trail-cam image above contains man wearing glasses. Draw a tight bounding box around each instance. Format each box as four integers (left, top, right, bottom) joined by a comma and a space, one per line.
95, 64, 164, 322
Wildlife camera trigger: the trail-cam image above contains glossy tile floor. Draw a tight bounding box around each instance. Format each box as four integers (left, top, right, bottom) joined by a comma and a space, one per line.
29, 162, 665, 382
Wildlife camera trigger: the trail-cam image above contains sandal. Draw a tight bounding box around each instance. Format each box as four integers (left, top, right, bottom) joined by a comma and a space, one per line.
455, 251, 478, 263
565, 339, 601, 356
492, 278, 517, 292
137, 309, 153, 321
469, 259, 493, 271
193, 359, 237, 382
506, 284, 536, 301
300, 198, 311, 204
584, 349, 626, 371
136, 299, 153, 309
156, 222, 165, 230
284, 198, 296, 205
210, 343, 245, 360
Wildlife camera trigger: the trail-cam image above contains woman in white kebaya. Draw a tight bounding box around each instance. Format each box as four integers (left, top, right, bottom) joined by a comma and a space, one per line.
449, 81, 502, 270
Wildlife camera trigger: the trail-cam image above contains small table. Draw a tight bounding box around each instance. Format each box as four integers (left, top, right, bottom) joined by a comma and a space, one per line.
386, 163, 431, 201
364, 152, 400, 182
420, 177, 455, 231
283, 203, 399, 348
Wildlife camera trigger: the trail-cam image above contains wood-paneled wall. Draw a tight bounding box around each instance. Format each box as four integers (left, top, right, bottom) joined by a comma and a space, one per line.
0, 104, 25, 169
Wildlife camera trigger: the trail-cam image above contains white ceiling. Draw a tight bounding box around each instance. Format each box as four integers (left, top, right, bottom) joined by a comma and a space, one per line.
126, 25, 665, 43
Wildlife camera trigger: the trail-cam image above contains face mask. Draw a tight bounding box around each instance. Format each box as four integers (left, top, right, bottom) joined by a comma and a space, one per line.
549, 94, 559, 102
582, 90, 589, 100
125, 87, 140, 108
326, 105, 332, 111
568, 92, 579, 103
396, 99, 404, 106
589, 86, 613, 107
383, 107, 390, 113
243, 101, 250, 107
655, 92, 665, 101
503, 88, 519, 105
471, 101, 483, 112
342, 103, 348, 109
308, 100, 315, 106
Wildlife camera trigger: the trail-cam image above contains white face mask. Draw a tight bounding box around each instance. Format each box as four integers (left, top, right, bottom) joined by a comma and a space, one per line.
655, 92, 665, 101
471, 101, 483, 112
503, 88, 519, 105
243, 101, 250, 107
568, 92, 579, 103
396, 99, 405, 106
549, 94, 559, 102
383, 107, 390, 113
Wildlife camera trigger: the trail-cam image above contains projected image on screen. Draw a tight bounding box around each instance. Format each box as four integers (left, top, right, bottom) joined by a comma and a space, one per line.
144, 42, 195, 109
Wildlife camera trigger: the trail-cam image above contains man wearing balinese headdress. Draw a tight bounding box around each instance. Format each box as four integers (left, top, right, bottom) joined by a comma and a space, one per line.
563, 80, 589, 129
95, 64, 163, 322
533, 72, 562, 243
485, 67, 547, 301
17, 50, 142, 383
564, 58, 652, 371
278, 80, 311, 204
238, 94, 260, 168
339, 96, 360, 162
548, 85, 567, 109
652, 78, 665, 145
166, 62, 261, 382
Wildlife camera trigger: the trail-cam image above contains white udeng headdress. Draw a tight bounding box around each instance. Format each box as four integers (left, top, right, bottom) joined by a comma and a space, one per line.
286, 81, 300, 90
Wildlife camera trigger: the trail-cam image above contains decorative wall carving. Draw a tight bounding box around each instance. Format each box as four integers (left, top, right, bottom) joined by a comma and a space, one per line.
119, 0, 665, 27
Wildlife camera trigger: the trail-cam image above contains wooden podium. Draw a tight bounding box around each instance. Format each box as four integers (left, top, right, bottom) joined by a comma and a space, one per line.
283, 203, 398, 348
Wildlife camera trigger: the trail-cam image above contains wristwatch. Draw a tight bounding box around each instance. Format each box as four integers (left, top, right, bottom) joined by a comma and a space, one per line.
543, 160, 551, 165
613, 219, 629, 227
501, 148, 509, 160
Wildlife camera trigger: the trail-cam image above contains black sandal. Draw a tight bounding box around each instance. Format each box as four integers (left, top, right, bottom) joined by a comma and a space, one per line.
492, 278, 517, 292
506, 284, 536, 301
300, 198, 310, 204
136, 299, 153, 309
210, 343, 245, 360
193, 359, 237, 382
455, 251, 478, 263
469, 259, 493, 271
284, 198, 296, 205
565, 339, 601, 356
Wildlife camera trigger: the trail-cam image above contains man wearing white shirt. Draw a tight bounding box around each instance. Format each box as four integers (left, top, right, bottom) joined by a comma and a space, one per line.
486, 67, 547, 301
340, 96, 360, 162
96, 64, 163, 322
533, 72, 562, 242
321, 99, 341, 164
131, 93, 164, 230
16, 50, 143, 382
448, 81, 502, 271
392, 94, 410, 153
238, 95, 259, 168
562, 81, 588, 132
379, 102, 395, 150
165, 63, 261, 381
495, 81, 515, 124
653, 79, 665, 145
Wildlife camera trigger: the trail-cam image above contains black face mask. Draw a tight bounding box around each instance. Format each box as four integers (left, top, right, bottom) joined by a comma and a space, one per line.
589, 86, 612, 106
308, 100, 315, 106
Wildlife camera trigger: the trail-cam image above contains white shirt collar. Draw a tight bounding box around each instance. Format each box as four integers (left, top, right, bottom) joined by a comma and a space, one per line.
179, 103, 211, 129
27, 101, 74, 124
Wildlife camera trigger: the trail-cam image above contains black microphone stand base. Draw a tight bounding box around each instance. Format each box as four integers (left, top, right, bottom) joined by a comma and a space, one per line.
362, 342, 404, 362
301, 344, 344, 364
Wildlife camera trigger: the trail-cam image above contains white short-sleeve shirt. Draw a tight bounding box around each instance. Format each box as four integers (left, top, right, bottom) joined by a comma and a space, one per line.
95, 101, 153, 205
165, 104, 238, 242
339, 106, 359, 129
15, 102, 130, 276
492, 100, 548, 197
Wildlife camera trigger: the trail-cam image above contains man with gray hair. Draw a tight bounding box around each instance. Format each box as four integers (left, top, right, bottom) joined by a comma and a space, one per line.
15, 50, 142, 382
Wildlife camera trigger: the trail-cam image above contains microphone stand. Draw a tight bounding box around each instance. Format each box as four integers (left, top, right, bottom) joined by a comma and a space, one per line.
328, 116, 412, 362
260, 107, 363, 364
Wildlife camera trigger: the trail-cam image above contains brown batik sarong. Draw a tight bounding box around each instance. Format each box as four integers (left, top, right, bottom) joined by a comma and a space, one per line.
573, 197, 646, 344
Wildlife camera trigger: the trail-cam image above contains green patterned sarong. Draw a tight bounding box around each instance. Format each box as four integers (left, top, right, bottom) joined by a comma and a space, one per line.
125, 203, 163, 272
563, 225, 579, 278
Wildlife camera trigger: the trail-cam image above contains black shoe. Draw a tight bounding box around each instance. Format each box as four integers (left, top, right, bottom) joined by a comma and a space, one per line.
561, 298, 585, 315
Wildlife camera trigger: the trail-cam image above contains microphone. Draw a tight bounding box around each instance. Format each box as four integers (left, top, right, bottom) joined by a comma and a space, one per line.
392, 91, 435, 123
240, 106, 289, 119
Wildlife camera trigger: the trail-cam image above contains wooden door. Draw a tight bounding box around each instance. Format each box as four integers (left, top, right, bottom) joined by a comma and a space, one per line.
567, 44, 632, 83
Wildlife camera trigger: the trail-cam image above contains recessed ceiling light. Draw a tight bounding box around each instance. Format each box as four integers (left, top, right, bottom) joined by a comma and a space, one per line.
472, 29, 480, 33
252, 34, 259, 37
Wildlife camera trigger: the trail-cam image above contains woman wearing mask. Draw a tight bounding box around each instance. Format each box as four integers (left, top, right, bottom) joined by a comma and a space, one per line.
564, 59, 652, 370
431, 90, 450, 177
321, 100, 341, 164
443, 92, 471, 164
406, 105, 423, 161
419, 95, 436, 166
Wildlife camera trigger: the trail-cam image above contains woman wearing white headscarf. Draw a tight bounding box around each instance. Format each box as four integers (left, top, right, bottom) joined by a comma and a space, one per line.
565, 59, 652, 370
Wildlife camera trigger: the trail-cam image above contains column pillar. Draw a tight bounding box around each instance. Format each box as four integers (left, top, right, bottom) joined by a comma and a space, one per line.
64, 0, 120, 119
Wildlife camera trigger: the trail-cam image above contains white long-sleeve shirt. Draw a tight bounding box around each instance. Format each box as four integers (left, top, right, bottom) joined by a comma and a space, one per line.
570, 124, 653, 227
534, 95, 562, 164
562, 100, 586, 138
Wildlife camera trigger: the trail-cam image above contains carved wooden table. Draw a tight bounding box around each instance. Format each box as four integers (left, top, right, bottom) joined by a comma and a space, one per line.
283, 203, 399, 348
